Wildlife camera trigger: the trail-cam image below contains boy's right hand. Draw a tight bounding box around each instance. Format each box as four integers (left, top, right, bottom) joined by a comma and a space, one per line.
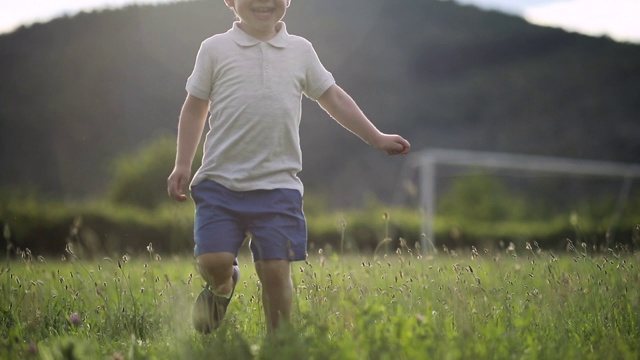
167, 166, 191, 202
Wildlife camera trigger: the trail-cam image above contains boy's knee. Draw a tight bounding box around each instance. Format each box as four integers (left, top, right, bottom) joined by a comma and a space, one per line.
196, 252, 236, 277
255, 259, 291, 285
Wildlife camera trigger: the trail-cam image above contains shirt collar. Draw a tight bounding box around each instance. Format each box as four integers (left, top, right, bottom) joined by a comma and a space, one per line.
229, 21, 290, 48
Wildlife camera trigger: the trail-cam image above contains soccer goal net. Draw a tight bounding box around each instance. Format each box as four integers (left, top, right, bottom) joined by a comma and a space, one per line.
401, 148, 640, 251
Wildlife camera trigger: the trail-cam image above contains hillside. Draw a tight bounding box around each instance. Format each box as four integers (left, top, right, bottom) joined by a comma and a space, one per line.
1, 0, 639, 207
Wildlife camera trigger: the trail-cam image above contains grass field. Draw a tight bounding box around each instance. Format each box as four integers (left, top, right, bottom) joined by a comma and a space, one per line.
1, 241, 639, 360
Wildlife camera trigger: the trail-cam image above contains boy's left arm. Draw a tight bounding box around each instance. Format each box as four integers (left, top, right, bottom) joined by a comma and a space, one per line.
317, 84, 410, 156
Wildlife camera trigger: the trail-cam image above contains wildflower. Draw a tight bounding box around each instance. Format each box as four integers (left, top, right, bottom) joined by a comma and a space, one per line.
28, 341, 37, 355
69, 312, 82, 327
3, 224, 10, 240
65, 243, 74, 255
570, 211, 579, 226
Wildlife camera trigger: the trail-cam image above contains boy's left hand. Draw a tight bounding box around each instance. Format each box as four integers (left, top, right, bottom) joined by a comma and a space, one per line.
374, 134, 411, 156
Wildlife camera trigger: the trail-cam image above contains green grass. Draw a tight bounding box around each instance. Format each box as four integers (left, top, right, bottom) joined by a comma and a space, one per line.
1, 242, 639, 359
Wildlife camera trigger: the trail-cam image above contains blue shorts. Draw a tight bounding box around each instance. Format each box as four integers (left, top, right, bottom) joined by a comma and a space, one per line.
191, 179, 307, 262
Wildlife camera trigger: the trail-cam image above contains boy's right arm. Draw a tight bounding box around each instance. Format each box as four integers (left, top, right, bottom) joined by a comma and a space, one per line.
167, 94, 210, 202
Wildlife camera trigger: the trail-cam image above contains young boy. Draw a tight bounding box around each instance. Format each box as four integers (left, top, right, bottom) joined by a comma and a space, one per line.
167, 0, 410, 334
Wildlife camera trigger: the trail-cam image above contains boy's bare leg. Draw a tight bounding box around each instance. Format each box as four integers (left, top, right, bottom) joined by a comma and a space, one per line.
196, 252, 236, 295
255, 259, 293, 332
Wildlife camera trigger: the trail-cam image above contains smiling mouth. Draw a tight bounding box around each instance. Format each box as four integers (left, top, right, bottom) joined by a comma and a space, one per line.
252, 7, 275, 18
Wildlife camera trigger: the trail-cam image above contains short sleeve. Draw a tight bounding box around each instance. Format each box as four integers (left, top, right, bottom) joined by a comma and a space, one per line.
303, 43, 335, 101
185, 41, 214, 100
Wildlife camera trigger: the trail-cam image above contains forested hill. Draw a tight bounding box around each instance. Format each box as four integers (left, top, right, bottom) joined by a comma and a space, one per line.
1, 0, 639, 206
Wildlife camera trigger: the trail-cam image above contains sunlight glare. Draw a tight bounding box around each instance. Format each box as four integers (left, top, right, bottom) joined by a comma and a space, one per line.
524, 0, 640, 43
0, 0, 183, 35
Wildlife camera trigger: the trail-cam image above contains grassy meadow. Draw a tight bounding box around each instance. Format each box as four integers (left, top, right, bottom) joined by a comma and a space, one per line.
1, 240, 639, 360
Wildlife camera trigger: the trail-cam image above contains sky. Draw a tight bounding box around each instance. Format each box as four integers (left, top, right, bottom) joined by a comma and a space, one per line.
457, 0, 640, 43
0, 0, 639, 43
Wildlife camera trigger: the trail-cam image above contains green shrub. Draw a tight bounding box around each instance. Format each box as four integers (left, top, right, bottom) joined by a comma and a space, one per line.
0, 192, 195, 258
107, 135, 202, 210
438, 173, 530, 222
2, 182, 637, 257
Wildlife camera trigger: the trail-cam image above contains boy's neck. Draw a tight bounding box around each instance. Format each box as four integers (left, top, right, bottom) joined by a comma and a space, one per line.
237, 21, 283, 42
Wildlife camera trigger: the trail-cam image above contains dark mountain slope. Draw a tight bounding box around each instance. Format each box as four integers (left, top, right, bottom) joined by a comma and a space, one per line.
0, 0, 638, 206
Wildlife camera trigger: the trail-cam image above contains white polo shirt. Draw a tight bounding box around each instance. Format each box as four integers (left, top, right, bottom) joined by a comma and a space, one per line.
186, 22, 335, 194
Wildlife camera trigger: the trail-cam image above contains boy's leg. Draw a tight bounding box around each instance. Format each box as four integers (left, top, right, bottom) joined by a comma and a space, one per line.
254, 259, 293, 332
245, 187, 305, 332
191, 180, 246, 332
192, 251, 240, 333
196, 252, 236, 295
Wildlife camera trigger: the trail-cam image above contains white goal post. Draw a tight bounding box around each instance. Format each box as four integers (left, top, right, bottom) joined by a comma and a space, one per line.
405, 148, 640, 251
